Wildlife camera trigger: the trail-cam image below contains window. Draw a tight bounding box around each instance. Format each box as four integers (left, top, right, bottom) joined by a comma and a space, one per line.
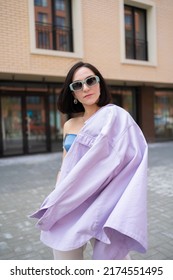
27, 96, 41, 104
37, 13, 49, 48
29, 0, 83, 57
38, 12, 48, 23
154, 91, 173, 139
34, 0, 73, 52
55, 0, 65, 10
124, 5, 147, 60
111, 88, 136, 119
34, 0, 47, 7
120, 0, 157, 65
56, 16, 65, 27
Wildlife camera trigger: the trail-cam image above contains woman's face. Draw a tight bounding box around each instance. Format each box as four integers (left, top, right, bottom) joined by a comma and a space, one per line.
71, 67, 101, 108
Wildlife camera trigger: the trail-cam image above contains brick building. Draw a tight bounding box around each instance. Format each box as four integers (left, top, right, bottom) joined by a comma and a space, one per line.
0, 0, 173, 157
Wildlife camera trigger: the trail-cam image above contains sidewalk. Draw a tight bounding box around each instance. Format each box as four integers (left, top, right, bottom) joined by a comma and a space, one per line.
0, 142, 173, 260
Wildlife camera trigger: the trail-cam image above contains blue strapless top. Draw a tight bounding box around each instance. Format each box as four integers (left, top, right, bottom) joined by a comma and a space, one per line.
63, 134, 77, 152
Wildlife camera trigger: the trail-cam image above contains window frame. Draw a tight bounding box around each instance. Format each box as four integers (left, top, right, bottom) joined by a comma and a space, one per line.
119, 0, 157, 66
28, 0, 83, 58
124, 5, 148, 61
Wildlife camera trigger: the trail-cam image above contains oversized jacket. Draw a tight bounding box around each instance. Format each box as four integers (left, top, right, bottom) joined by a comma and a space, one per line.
30, 104, 148, 260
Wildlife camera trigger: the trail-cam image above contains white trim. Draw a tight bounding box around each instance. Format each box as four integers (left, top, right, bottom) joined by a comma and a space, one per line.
28, 0, 83, 58
124, 0, 155, 9
72, 0, 84, 57
119, 0, 157, 66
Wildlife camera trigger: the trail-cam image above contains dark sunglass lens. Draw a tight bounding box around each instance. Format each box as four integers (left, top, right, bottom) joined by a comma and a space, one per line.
73, 82, 82, 91
87, 76, 97, 86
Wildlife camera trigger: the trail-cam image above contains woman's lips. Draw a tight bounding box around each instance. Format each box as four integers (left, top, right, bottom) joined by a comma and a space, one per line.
84, 94, 93, 98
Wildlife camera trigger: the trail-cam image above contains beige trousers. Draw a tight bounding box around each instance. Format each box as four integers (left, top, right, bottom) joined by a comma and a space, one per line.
53, 239, 131, 260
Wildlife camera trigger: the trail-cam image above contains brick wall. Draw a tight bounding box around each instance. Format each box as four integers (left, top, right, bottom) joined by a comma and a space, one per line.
0, 0, 173, 86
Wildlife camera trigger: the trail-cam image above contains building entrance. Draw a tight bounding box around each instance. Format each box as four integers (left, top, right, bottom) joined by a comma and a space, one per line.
0, 94, 48, 156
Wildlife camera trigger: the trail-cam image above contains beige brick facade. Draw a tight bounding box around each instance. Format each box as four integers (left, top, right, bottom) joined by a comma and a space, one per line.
0, 0, 173, 86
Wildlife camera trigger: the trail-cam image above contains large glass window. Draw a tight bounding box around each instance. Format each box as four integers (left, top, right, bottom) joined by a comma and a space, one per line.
34, 0, 73, 52
111, 88, 136, 120
49, 93, 66, 151
154, 91, 173, 139
124, 5, 148, 61
1, 97, 23, 155
0, 83, 66, 157
26, 96, 47, 153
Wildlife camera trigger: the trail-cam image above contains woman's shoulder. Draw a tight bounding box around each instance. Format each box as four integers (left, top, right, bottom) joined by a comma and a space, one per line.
64, 116, 80, 128
63, 116, 83, 135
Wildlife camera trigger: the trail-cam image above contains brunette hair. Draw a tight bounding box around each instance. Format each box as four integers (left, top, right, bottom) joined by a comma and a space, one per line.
57, 61, 111, 113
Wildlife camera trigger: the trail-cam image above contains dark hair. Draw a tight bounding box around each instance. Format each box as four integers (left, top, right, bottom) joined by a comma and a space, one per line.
57, 61, 111, 114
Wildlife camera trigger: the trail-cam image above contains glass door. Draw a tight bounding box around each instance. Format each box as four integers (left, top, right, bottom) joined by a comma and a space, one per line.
26, 96, 47, 153
1, 96, 23, 155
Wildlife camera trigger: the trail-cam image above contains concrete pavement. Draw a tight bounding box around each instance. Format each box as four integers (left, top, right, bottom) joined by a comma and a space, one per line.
0, 142, 173, 260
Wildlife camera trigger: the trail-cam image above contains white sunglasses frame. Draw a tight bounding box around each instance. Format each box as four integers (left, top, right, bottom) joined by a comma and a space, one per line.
69, 75, 100, 92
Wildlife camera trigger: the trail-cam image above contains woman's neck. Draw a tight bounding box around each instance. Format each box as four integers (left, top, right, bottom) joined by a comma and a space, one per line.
83, 105, 100, 121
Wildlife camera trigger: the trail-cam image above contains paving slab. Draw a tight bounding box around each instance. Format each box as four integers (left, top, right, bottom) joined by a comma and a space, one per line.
0, 142, 173, 260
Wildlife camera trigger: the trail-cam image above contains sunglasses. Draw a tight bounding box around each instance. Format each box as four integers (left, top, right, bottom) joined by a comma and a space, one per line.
69, 75, 100, 92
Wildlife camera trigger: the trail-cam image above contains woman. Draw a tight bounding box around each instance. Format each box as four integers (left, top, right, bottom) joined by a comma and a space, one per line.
30, 61, 148, 260
56, 61, 111, 181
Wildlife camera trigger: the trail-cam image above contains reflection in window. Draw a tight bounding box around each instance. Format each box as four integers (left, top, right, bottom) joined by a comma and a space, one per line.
35, 0, 47, 7
49, 94, 67, 152
38, 12, 48, 23
111, 89, 135, 118
154, 91, 173, 139
55, 0, 65, 10
34, 0, 73, 52
1, 97, 23, 155
27, 96, 41, 104
124, 5, 148, 61
56, 16, 65, 27
37, 13, 50, 48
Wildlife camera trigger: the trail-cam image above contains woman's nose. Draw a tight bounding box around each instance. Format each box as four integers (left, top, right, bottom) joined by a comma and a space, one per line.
83, 82, 89, 91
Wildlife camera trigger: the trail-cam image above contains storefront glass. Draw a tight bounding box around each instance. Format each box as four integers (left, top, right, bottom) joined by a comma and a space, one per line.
1, 96, 23, 155
111, 88, 136, 119
0, 83, 65, 157
154, 91, 173, 140
49, 93, 66, 151
26, 96, 47, 153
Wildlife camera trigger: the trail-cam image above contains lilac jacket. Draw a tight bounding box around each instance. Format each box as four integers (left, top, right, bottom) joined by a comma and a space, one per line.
30, 104, 148, 259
